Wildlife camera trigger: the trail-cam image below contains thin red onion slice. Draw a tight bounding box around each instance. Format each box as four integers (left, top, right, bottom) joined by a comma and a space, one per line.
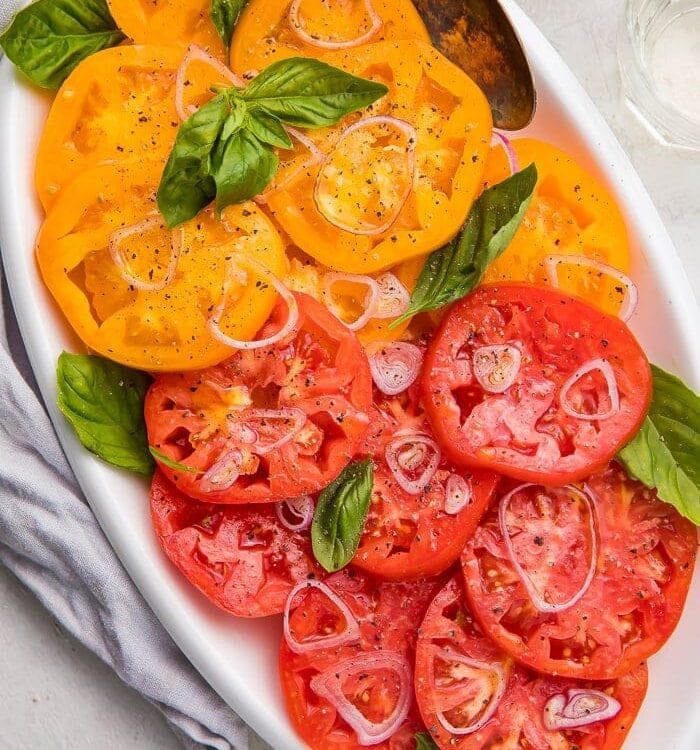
275, 496, 314, 532
490, 131, 519, 175
367, 341, 422, 396
244, 407, 307, 455
314, 116, 417, 236
543, 688, 622, 730
310, 651, 412, 745
499, 484, 599, 614
288, 0, 382, 50
444, 474, 472, 515
109, 217, 181, 292
207, 255, 299, 350
283, 580, 361, 654
322, 272, 380, 331
559, 358, 620, 421
434, 647, 506, 736
544, 254, 639, 322
175, 44, 243, 121
372, 273, 411, 319
199, 449, 243, 492
385, 434, 441, 495
473, 344, 522, 393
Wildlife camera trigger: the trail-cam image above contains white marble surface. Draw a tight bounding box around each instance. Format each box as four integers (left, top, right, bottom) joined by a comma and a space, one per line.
0, 1, 697, 749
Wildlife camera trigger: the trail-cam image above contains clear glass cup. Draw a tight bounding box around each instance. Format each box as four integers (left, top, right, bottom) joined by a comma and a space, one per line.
618, 0, 700, 150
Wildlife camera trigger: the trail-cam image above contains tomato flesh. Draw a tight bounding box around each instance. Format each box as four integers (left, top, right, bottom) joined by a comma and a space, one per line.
461, 466, 697, 679
422, 283, 652, 485
146, 293, 372, 503
150, 471, 321, 616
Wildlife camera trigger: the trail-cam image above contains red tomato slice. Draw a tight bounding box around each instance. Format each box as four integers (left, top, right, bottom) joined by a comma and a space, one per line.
150, 471, 322, 616
461, 466, 696, 679
415, 578, 648, 750
421, 283, 652, 485
146, 293, 372, 503
279, 569, 441, 749
353, 386, 499, 580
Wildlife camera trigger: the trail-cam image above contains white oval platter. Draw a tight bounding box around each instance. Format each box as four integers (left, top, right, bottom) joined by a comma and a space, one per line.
0, 1, 698, 748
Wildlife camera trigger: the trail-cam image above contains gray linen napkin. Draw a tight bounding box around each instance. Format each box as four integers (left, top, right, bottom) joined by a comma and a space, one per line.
0, 6, 257, 748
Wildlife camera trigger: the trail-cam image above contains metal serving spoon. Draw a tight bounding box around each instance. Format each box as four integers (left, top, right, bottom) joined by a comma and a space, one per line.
412, 0, 536, 130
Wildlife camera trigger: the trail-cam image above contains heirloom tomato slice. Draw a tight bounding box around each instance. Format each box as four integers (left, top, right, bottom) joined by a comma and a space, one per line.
107, 0, 225, 58
482, 138, 631, 316
352, 386, 499, 581
230, 0, 430, 73
415, 577, 648, 750
146, 293, 372, 503
36, 160, 287, 371
280, 569, 440, 750
461, 467, 696, 679
150, 471, 321, 617
35, 46, 183, 209
422, 284, 651, 484
264, 40, 492, 274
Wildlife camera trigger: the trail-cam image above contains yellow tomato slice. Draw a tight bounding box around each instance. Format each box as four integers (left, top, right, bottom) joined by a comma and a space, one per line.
107, 0, 225, 59
230, 0, 430, 73
265, 40, 492, 274
482, 138, 631, 316
36, 161, 287, 371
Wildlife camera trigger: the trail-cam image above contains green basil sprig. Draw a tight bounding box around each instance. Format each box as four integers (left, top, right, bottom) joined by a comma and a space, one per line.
618, 365, 700, 524
311, 459, 374, 573
157, 57, 388, 228
57, 352, 153, 475
0, 0, 125, 90
415, 733, 440, 750
210, 0, 248, 49
391, 163, 538, 326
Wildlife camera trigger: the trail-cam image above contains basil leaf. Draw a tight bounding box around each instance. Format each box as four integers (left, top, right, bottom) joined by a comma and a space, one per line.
210, 0, 248, 49
0, 0, 125, 90
415, 733, 439, 750
311, 459, 373, 572
57, 353, 153, 475
392, 163, 538, 326
246, 110, 293, 149
211, 128, 278, 209
149, 447, 201, 475
157, 93, 231, 228
618, 365, 700, 524
243, 57, 388, 128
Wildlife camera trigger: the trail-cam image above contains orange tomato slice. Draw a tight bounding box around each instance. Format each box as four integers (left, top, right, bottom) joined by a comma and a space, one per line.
36, 161, 287, 371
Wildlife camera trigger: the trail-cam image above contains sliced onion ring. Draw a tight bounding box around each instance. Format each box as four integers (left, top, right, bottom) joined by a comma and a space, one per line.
275, 496, 314, 532
543, 688, 622, 730
559, 358, 620, 421
109, 217, 181, 292
207, 255, 299, 350
444, 474, 472, 515
385, 434, 441, 495
544, 254, 639, 322
372, 273, 410, 320
367, 341, 422, 396
283, 580, 361, 654
310, 651, 412, 745
499, 484, 598, 614
199, 449, 243, 492
323, 272, 379, 331
473, 344, 522, 394
288, 0, 383, 50
491, 131, 519, 175
244, 407, 307, 455
314, 116, 417, 236
175, 44, 243, 121
434, 647, 506, 736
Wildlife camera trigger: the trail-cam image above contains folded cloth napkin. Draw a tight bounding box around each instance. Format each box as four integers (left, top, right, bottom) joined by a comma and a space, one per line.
0, 5, 258, 748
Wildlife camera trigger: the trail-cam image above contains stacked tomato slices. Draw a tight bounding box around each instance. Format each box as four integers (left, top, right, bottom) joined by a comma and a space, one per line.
147, 284, 696, 750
